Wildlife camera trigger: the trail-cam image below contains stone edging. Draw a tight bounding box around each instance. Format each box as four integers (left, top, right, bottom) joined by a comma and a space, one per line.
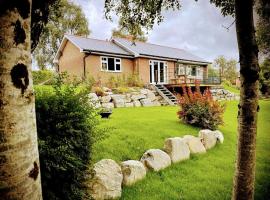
88, 129, 224, 199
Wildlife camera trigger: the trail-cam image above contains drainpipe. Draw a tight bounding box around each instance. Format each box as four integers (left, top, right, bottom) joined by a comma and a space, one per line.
83, 52, 91, 80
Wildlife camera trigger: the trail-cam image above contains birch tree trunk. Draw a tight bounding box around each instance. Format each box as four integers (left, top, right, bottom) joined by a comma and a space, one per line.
0, 1, 42, 199
232, 0, 260, 199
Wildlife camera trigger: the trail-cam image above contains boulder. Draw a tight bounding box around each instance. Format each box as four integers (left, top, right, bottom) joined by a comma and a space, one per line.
88, 93, 101, 108
140, 149, 171, 171
131, 94, 146, 101
125, 102, 134, 107
111, 94, 125, 101
102, 87, 111, 92
89, 159, 123, 200
125, 97, 132, 103
101, 102, 114, 109
164, 137, 190, 163
213, 130, 224, 144
113, 99, 125, 108
133, 100, 141, 107
182, 135, 206, 154
198, 129, 217, 150
100, 95, 111, 103
121, 160, 146, 186
146, 91, 156, 101
140, 98, 154, 107
140, 89, 149, 95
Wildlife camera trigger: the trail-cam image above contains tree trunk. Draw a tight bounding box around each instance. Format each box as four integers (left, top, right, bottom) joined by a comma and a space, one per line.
232, 0, 260, 199
0, 1, 42, 199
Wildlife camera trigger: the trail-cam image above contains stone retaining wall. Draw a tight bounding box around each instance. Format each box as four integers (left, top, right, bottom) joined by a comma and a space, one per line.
210, 88, 240, 101
89, 88, 167, 109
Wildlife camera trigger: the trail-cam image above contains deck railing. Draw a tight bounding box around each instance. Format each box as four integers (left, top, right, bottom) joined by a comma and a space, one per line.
166, 72, 221, 85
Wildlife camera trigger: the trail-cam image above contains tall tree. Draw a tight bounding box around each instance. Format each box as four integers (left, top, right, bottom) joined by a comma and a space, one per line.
256, 0, 270, 55
0, 0, 43, 199
104, 0, 261, 199
33, 0, 90, 69
112, 19, 148, 42
213, 56, 238, 84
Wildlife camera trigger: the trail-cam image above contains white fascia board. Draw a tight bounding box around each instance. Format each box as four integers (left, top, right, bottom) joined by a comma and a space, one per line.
111, 39, 139, 57
177, 59, 211, 65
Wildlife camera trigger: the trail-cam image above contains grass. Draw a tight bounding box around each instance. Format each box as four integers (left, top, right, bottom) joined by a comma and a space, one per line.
93, 101, 270, 200
222, 83, 240, 94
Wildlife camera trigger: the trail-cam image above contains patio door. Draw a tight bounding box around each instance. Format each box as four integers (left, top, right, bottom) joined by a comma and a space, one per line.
150, 60, 167, 84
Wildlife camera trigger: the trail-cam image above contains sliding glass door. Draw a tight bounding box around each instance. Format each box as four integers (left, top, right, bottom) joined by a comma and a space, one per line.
149, 60, 168, 84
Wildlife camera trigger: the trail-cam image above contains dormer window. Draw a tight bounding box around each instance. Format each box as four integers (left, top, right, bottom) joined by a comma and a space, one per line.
101, 57, 121, 72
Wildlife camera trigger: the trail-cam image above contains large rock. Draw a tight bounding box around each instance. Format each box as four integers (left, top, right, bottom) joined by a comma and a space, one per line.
140, 98, 154, 107
140, 149, 171, 171
140, 89, 149, 95
133, 100, 141, 107
213, 130, 224, 144
89, 159, 123, 200
164, 137, 190, 163
113, 98, 125, 108
88, 93, 101, 108
198, 129, 217, 150
131, 94, 146, 101
100, 95, 111, 103
101, 102, 114, 109
146, 91, 157, 101
121, 160, 146, 186
182, 135, 206, 154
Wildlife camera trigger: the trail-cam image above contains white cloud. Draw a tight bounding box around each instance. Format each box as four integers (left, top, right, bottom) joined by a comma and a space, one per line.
72, 0, 238, 62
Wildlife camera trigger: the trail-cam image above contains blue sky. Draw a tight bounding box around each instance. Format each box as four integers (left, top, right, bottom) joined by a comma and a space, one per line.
73, 0, 238, 63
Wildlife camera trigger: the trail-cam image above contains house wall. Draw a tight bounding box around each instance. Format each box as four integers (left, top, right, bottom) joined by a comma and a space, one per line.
58, 41, 84, 77
136, 57, 175, 84
85, 55, 134, 85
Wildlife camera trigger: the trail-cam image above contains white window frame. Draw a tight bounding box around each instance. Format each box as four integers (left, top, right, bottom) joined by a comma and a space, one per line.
149, 60, 168, 84
100, 56, 122, 72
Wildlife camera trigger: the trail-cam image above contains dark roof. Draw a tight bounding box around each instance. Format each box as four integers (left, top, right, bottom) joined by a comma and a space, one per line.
66, 35, 132, 56
113, 38, 208, 63
55, 35, 210, 64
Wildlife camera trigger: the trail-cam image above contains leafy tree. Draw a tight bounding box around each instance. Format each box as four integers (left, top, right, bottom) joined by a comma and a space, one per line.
213, 56, 238, 84
259, 58, 270, 96
112, 19, 147, 42
104, 0, 261, 199
256, 0, 270, 55
33, 0, 90, 69
207, 64, 219, 77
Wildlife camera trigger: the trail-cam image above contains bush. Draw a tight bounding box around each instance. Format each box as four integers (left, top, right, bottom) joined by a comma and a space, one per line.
35, 76, 103, 200
177, 84, 225, 130
107, 74, 144, 88
112, 87, 131, 94
93, 86, 106, 96
33, 69, 55, 85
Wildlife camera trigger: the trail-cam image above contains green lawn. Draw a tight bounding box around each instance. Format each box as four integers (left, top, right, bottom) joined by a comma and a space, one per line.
222, 83, 240, 94
93, 101, 270, 200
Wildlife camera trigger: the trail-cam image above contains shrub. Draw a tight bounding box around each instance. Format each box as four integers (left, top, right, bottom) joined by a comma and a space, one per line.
93, 86, 106, 96
112, 87, 130, 94
107, 74, 144, 88
35, 76, 103, 200
177, 84, 225, 130
33, 69, 55, 85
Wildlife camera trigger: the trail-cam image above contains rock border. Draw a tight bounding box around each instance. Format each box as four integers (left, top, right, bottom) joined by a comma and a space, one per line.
88, 129, 224, 199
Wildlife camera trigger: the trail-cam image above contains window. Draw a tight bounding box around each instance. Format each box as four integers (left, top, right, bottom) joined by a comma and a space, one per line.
101, 57, 121, 72
191, 66, 196, 76
176, 64, 185, 75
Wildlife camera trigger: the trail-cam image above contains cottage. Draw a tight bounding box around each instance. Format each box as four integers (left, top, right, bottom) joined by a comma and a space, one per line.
54, 35, 220, 87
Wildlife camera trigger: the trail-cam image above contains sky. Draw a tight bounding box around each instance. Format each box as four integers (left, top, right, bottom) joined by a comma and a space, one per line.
73, 0, 239, 63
